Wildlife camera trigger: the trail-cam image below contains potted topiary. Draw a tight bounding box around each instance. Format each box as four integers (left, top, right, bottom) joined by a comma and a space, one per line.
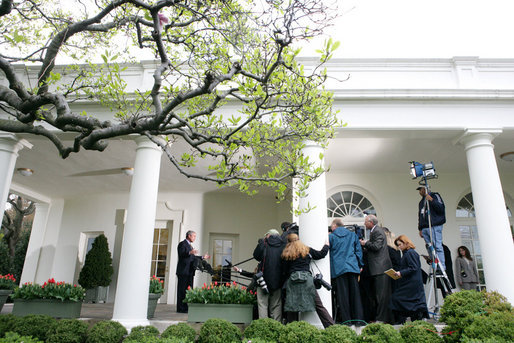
147, 275, 164, 319
78, 234, 113, 303
0, 274, 16, 312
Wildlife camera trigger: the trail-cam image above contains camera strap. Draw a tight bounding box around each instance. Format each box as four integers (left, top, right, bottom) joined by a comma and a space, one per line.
309, 255, 322, 275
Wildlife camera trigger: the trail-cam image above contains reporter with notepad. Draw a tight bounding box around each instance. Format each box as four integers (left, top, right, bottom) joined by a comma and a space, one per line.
389, 235, 429, 324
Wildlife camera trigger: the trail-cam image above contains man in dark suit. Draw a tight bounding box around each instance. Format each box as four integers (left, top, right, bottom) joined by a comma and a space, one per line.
360, 215, 393, 323
176, 230, 209, 313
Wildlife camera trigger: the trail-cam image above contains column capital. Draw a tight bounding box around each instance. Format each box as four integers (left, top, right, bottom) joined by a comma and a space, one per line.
0, 133, 32, 154
133, 135, 164, 153
453, 128, 502, 151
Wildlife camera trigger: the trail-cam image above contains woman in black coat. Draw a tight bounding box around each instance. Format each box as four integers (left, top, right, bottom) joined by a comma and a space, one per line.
389, 234, 429, 323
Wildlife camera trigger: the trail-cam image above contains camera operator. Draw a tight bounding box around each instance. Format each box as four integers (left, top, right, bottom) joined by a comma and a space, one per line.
329, 219, 365, 325
417, 186, 446, 271
253, 229, 286, 321
280, 222, 299, 242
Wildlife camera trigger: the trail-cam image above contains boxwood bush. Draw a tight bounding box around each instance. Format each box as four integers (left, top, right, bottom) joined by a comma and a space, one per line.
0, 331, 42, 343
11, 314, 56, 342
358, 323, 403, 343
321, 324, 358, 343
86, 320, 127, 343
243, 318, 284, 342
460, 311, 514, 342
0, 315, 19, 338
46, 319, 89, 343
197, 318, 241, 343
161, 323, 196, 342
399, 320, 442, 343
124, 337, 190, 343
125, 325, 160, 341
278, 321, 321, 343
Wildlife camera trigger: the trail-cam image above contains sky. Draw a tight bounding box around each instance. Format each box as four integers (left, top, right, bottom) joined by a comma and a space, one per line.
301, 0, 514, 58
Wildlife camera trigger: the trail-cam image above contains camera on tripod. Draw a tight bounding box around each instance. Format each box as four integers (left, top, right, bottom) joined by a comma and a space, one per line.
313, 273, 332, 291
254, 271, 269, 294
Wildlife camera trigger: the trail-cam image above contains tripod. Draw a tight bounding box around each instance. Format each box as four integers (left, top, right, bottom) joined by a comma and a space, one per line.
419, 179, 452, 318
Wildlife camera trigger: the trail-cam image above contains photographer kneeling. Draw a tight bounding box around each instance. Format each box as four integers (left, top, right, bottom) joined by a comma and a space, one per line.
253, 229, 286, 322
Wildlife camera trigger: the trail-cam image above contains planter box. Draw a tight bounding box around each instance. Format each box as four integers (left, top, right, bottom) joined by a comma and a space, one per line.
0, 290, 12, 312
187, 303, 253, 324
147, 293, 161, 319
84, 286, 109, 303
12, 299, 82, 318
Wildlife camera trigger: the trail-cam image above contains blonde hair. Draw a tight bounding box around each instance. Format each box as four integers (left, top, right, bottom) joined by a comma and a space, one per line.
281, 234, 310, 260
383, 227, 397, 250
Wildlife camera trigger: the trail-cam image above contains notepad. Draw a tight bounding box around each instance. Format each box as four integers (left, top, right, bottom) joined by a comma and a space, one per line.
384, 268, 401, 280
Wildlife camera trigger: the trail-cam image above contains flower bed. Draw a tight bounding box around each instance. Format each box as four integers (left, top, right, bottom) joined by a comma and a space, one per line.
185, 281, 256, 305
11, 278, 85, 302
0, 274, 17, 290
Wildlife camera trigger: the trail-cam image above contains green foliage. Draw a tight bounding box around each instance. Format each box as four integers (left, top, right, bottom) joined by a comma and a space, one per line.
0, 315, 19, 338
321, 324, 358, 343
358, 323, 403, 343
482, 290, 513, 314
46, 319, 88, 343
12, 230, 30, 284
440, 290, 485, 328
78, 235, 113, 289
185, 282, 256, 305
0, 274, 16, 290
0, 332, 42, 343
86, 320, 127, 343
197, 318, 241, 343
241, 339, 274, 343
10, 314, 57, 341
399, 320, 442, 343
125, 325, 160, 341
278, 321, 321, 343
243, 318, 284, 342
125, 337, 191, 343
161, 323, 196, 342
11, 278, 85, 301
460, 311, 514, 342
0, 241, 11, 275
149, 276, 164, 294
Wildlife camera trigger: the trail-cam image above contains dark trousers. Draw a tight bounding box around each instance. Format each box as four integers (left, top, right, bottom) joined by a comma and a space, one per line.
176, 274, 194, 312
371, 274, 393, 323
284, 292, 334, 328
334, 273, 364, 325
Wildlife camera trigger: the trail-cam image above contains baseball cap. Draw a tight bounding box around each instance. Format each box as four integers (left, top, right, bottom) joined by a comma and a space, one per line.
416, 186, 424, 190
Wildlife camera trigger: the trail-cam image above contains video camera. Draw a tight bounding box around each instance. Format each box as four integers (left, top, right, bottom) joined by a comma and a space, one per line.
254, 271, 269, 294
409, 161, 437, 180
313, 273, 332, 291
344, 224, 366, 240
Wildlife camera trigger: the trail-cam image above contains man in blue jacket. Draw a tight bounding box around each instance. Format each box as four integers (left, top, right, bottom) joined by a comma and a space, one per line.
329, 219, 364, 325
417, 186, 446, 270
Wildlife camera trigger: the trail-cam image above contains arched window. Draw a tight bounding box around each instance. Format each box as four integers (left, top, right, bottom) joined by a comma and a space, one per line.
456, 192, 512, 291
327, 190, 376, 220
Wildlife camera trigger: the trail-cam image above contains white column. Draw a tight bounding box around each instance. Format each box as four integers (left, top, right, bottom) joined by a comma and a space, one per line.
0, 134, 32, 212
459, 129, 514, 303
297, 141, 331, 326
112, 136, 162, 328
20, 202, 50, 284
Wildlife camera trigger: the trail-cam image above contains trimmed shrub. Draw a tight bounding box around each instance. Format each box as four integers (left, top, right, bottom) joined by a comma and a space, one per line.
86, 320, 127, 343
399, 320, 442, 343
321, 324, 358, 343
46, 319, 88, 343
241, 339, 274, 343
482, 291, 513, 314
161, 323, 196, 342
460, 311, 514, 342
0, 315, 19, 338
440, 290, 484, 328
0, 332, 42, 343
358, 323, 403, 343
243, 318, 284, 342
278, 321, 321, 343
78, 234, 113, 289
125, 325, 160, 341
124, 337, 190, 343
11, 314, 56, 341
197, 318, 241, 343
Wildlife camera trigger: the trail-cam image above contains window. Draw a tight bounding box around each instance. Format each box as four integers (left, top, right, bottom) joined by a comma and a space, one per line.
150, 228, 169, 283
327, 190, 376, 219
